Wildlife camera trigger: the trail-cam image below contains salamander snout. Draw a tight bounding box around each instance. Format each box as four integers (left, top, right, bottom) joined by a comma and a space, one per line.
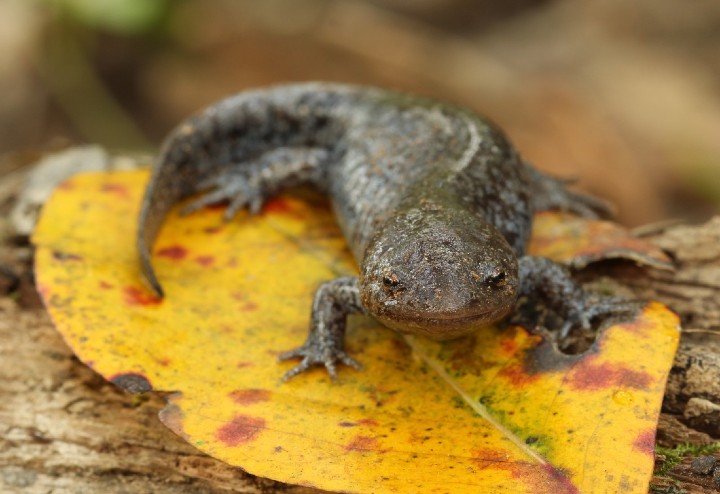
359, 209, 519, 340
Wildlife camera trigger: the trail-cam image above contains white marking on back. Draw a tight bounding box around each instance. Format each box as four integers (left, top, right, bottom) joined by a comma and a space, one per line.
453, 115, 482, 172
423, 106, 455, 136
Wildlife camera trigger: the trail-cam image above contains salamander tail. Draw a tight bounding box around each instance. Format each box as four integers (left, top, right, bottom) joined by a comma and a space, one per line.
136, 136, 194, 299
139, 243, 165, 298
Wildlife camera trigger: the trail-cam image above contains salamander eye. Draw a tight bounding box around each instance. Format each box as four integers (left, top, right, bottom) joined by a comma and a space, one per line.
486, 268, 507, 287
383, 272, 400, 287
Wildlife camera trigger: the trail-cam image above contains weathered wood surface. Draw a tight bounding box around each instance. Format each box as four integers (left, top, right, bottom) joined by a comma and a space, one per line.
1, 199, 718, 493
0, 297, 320, 494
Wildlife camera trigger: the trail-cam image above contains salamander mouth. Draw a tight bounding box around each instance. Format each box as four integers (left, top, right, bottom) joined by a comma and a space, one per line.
376, 303, 513, 341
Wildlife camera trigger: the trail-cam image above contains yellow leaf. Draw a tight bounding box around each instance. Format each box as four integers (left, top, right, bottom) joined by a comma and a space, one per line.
530, 211, 673, 270
33, 170, 679, 494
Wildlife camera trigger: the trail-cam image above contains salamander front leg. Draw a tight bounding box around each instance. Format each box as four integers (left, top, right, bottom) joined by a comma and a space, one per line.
279, 277, 366, 381
515, 256, 639, 338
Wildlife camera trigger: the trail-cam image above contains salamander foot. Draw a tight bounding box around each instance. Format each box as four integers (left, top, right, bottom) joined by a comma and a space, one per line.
279, 343, 362, 382
278, 276, 366, 381
516, 256, 641, 338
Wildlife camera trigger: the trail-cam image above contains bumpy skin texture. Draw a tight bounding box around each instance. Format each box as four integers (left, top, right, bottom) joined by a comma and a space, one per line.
138, 83, 630, 380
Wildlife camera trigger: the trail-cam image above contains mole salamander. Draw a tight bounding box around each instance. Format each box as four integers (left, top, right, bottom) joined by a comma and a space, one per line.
137, 82, 634, 381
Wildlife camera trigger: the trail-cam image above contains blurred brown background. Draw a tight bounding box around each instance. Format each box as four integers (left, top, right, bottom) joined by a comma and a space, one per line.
1, 0, 719, 225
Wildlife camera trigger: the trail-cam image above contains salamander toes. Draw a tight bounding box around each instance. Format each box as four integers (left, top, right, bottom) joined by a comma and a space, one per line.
223, 194, 251, 221
338, 352, 363, 371
527, 165, 616, 219
278, 344, 361, 382
566, 190, 616, 219
180, 189, 231, 216
178, 174, 267, 220
584, 297, 643, 322
560, 296, 642, 338
279, 356, 315, 382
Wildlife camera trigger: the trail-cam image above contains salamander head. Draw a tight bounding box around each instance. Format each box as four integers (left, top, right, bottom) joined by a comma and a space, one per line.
360, 206, 518, 340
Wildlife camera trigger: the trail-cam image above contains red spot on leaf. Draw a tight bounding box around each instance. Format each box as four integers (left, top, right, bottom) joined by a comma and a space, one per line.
470, 448, 518, 474
236, 361, 254, 369
98, 281, 113, 290
100, 183, 130, 198
195, 255, 215, 267
633, 429, 656, 456
473, 453, 580, 492
541, 465, 580, 494
123, 287, 161, 306
623, 369, 654, 388
204, 226, 222, 234
568, 361, 653, 390
499, 364, 540, 387
216, 415, 265, 446
156, 357, 171, 367
500, 338, 519, 355
470, 449, 558, 485
470, 448, 511, 464
263, 197, 294, 215
156, 245, 188, 260
357, 418, 379, 427
229, 389, 271, 405
345, 435, 379, 452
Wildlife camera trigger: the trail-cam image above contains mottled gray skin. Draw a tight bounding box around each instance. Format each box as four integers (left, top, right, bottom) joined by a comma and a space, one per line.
138, 82, 630, 380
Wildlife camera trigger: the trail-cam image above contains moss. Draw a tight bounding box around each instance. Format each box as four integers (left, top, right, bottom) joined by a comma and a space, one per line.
655, 442, 720, 475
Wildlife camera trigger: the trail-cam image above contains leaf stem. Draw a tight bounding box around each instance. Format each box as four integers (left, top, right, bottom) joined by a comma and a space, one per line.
403, 334, 548, 466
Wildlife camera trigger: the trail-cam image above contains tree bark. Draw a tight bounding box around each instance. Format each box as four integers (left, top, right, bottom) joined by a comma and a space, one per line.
0, 298, 320, 494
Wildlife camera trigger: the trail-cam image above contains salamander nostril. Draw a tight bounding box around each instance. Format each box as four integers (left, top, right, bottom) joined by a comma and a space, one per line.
383, 272, 400, 287
494, 272, 505, 282
486, 269, 507, 287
